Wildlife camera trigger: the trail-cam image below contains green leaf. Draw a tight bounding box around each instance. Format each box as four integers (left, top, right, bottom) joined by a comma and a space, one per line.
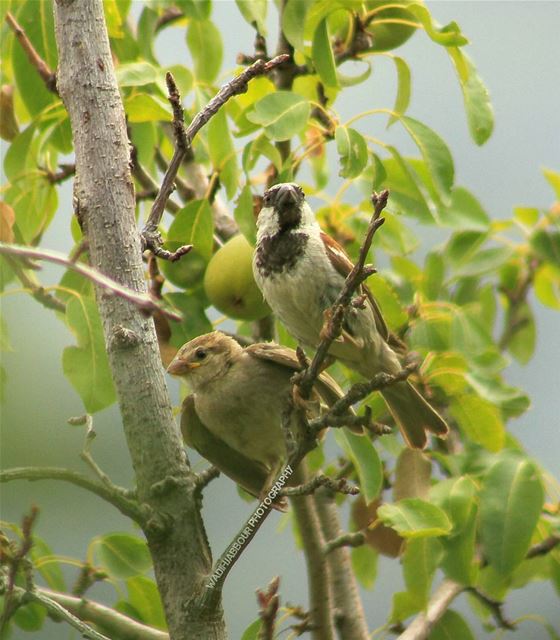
177, 0, 212, 21
430, 476, 477, 534
543, 167, 560, 199
382, 149, 434, 223
62, 296, 116, 413
453, 246, 514, 279
168, 200, 214, 260
125, 93, 171, 123
11, 0, 58, 117
241, 134, 282, 174
531, 230, 560, 267
390, 590, 422, 623
235, 0, 267, 35
507, 302, 536, 365
335, 430, 382, 504
165, 292, 212, 347
388, 56, 411, 126
234, 184, 256, 246
31, 537, 66, 591
402, 537, 441, 607
449, 394, 505, 452
423, 252, 445, 300
247, 92, 310, 141
94, 533, 152, 579
337, 59, 372, 87
440, 514, 478, 585
14, 601, 46, 631
440, 187, 490, 231
399, 116, 454, 201
407, 4, 468, 47
377, 498, 452, 538
187, 20, 223, 83
430, 610, 476, 640
367, 277, 407, 329
445, 230, 487, 264
351, 544, 378, 590
479, 456, 544, 576
241, 619, 263, 640
312, 18, 338, 89
534, 264, 560, 310
207, 109, 239, 199
447, 48, 494, 146
282, 0, 309, 52
127, 576, 166, 629
514, 206, 539, 227
116, 61, 159, 87
335, 126, 368, 178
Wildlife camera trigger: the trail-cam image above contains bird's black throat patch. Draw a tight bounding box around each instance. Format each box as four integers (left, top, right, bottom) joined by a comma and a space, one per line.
255, 231, 309, 277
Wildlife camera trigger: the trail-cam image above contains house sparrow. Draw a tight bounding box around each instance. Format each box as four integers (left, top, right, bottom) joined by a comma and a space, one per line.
167, 331, 356, 507
252, 182, 449, 449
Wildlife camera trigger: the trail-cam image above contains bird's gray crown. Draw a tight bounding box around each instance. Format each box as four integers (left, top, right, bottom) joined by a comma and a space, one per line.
263, 183, 305, 230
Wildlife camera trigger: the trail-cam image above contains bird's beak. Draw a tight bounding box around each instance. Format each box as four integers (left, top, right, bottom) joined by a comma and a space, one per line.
167, 358, 200, 375
276, 184, 300, 209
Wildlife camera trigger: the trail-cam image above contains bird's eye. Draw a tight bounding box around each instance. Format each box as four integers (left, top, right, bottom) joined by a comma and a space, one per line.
263, 191, 272, 206
195, 348, 207, 360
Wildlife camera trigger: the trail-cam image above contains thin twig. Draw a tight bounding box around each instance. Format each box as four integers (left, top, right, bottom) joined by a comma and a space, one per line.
194, 466, 221, 492
281, 473, 359, 498
142, 54, 289, 256
0, 243, 183, 322
256, 576, 281, 640
526, 534, 560, 559
2, 255, 66, 313
323, 531, 366, 555
0, 467, 144, 524
5, 12, 57, 93
44, 163, 75, 184
296, 190, 389, 400
465, 588, 516, 630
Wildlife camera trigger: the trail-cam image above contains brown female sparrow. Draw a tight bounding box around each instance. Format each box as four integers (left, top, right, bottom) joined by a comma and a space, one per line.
252, 183, 449, 449
167, 331, 356, 507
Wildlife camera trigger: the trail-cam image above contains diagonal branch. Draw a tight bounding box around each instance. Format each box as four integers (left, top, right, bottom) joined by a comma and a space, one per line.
142, 54, 289, 256
0, 243, 183, 322
5, 12, 58, 94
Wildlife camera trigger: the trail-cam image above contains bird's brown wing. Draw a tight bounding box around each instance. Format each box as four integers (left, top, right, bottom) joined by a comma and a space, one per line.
246, 343, 360, 432
321, 231, 389, 339
180, 394, 288, 508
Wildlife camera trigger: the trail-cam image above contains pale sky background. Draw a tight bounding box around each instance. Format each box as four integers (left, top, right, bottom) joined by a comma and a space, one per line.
1, 2, 559, 638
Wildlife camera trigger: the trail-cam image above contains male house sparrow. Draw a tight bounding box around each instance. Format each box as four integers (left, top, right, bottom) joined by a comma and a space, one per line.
167, 331, 355, 506
252, 183, 449, 449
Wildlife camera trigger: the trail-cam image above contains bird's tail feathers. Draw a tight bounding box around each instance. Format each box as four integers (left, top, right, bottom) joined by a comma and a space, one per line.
381, 381, 448, 449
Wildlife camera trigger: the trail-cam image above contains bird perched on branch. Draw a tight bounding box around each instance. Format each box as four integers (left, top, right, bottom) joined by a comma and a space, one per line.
253, 182, 449, 449
167, 331, 356, 509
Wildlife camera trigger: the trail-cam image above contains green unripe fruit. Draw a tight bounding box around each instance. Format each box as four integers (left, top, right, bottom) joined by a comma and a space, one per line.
204, 234, 271, 321
366, 1, 417, 52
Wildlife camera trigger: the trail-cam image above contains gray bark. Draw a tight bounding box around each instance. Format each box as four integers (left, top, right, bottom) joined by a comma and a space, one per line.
52, 1, 226, 637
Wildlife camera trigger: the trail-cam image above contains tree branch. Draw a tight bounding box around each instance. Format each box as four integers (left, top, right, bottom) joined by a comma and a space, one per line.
396, 579, 464, 640
0, 243, 183, 322
0, 466, 144, 524
142, 54, 289, 256
5, 12, 57, 94
315, 490, 370, 640
281, 473, 359, 498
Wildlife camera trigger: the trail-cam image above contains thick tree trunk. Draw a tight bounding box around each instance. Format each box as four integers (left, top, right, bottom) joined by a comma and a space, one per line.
52, 1, 226, 637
